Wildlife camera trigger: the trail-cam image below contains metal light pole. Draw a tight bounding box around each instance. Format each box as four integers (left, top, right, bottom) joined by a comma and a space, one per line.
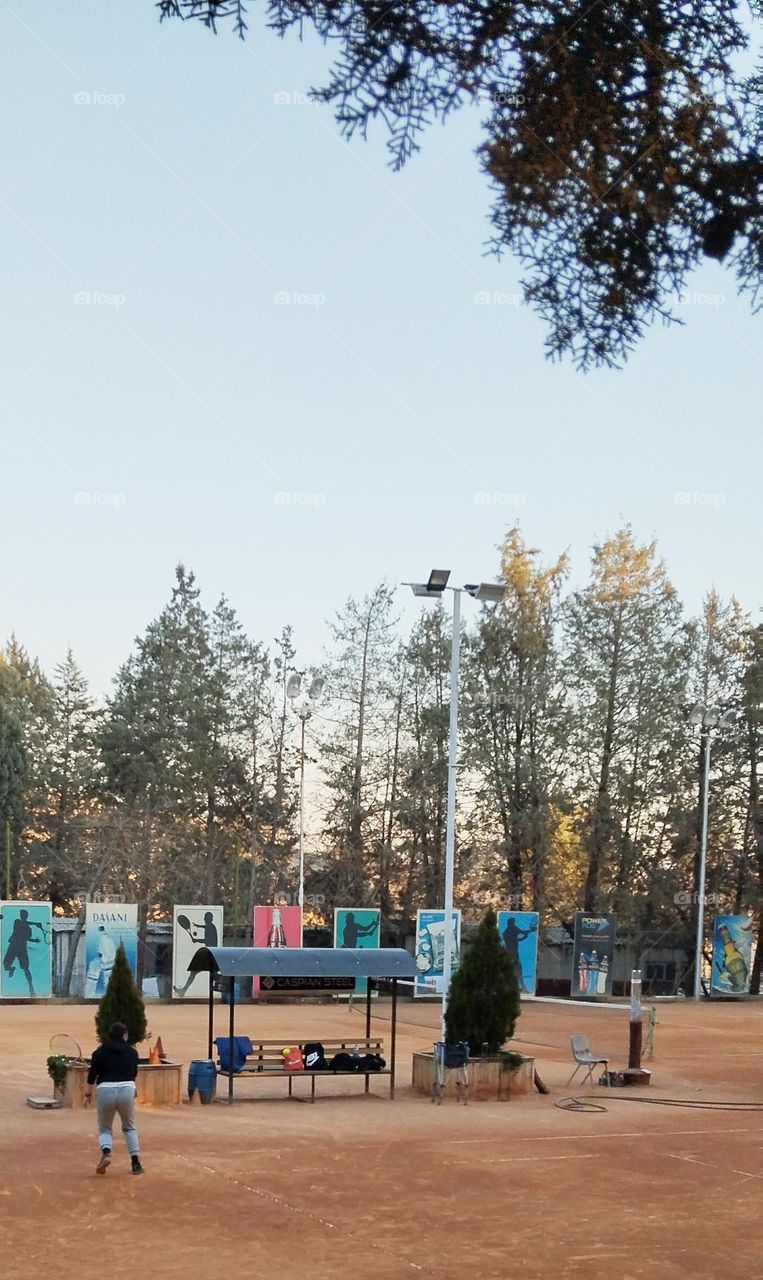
405, 570, 506, 1036
688, 703, 735, 999
287, 673, 324, 913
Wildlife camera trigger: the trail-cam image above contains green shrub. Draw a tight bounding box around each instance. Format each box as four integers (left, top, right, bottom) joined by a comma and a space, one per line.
47, 1054, 68, 1088
444, 908, 521, 1056
95, 943, 147, 1045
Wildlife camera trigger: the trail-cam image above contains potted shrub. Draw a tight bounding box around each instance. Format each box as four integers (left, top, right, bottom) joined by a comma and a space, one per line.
47, 1053, 69, 1102
412, 909, 535, 1100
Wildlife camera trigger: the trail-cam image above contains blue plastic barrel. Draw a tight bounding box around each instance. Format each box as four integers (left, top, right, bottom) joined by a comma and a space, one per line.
188, 1059, 217, 1104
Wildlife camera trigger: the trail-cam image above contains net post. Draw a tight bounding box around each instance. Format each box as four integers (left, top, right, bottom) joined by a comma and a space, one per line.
390, 978, 397, 1100
228, 976, 235, 1104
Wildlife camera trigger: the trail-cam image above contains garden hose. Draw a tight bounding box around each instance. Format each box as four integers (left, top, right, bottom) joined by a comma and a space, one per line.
555, 1094, 763, 1113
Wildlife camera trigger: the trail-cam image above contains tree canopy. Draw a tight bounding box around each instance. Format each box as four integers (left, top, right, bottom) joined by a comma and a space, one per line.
157, 0, 761, 368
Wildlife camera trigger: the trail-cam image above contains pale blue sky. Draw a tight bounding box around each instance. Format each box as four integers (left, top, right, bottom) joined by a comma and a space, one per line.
1, 1, 759, 695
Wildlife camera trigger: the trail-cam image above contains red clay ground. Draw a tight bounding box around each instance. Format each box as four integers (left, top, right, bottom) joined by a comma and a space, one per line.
1, 997, 761, 1279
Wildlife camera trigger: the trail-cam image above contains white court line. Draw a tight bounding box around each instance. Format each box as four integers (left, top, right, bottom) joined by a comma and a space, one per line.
666, 1153, 763, 1181
441, 1126, 763, 1144
455, 1154, 594, 1165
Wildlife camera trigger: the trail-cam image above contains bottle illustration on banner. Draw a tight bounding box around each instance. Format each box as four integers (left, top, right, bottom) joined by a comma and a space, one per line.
716, 924, 749, 990
267, 909, 287, 948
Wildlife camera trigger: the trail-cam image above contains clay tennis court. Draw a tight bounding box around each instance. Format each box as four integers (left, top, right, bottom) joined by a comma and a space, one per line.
1, 998, 760, 1278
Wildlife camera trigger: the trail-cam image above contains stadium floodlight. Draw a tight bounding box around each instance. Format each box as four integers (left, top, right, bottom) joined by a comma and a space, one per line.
286, 673, 302, 700
464, 582, 507, 604
688, 703, 735, 999
404, 567, 506, 1035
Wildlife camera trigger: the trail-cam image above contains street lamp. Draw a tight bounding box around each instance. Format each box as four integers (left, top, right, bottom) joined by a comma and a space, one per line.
687, 702, 735, 998
287, 673, 325, 912
404, 569, 507, 1035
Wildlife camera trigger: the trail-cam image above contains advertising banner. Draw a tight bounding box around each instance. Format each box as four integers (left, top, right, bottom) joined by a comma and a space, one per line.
711, 914, 753, 994
334, 907, 381, 994
0, 900, 52, 999
571, 912, 616, 997
172, 905, 224, 999
497, 910, 539, 995
85, 902, 138, 998
414, 909, 461, 998
252, 904, 302, 996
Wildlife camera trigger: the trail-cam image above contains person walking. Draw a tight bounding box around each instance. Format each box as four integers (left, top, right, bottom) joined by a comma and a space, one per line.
84, 1022, 144, 1176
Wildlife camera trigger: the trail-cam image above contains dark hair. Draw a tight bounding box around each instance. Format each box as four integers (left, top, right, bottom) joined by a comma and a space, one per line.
108, 1022, 128, 1042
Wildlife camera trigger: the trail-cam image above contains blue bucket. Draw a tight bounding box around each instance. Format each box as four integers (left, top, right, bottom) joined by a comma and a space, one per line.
188, 1059, 217, 1104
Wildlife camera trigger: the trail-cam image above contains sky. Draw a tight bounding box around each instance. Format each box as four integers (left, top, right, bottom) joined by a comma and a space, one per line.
1, 1, 760, 698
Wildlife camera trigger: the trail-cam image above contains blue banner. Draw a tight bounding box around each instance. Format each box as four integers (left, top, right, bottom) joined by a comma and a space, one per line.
497, 911, 539, 995
333, 908, 381, 994
414, 909, 461, 998
85, 903, 138, 997
0, 901, 52, 999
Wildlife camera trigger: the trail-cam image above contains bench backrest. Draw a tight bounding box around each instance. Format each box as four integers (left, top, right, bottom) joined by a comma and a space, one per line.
218, 1037, 384, 1068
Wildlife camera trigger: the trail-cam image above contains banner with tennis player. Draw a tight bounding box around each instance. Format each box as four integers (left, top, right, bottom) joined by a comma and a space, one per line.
571, 912, 616, 997
85, 902, 138, 997
0, 900, 52, 999
711, 914, 753, 994
252, 904, 302, 995
172, 905, 224, 998
414, 909, 461, 998
334, 907, 380, 993
497, 910, 539, 995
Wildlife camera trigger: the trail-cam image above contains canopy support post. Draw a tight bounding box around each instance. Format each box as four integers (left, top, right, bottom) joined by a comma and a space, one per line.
228, 976, 235, 1104
390, 978, 398, 1100
365, 977, 373, 1094
207, 975, 214, 1059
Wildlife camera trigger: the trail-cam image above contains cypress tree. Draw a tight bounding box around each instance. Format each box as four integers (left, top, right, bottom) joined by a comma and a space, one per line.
95, 944, 147, 1045
444, 909, 520, 1056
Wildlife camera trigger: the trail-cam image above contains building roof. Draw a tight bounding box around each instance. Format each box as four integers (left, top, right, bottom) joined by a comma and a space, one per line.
188, 946, 417, 979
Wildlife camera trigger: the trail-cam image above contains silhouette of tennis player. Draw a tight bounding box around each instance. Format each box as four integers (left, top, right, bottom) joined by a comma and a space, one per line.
2, 908, 45, 997
173, 911, 219, 996
340, 912, 377, 948
501, 916, 538, 993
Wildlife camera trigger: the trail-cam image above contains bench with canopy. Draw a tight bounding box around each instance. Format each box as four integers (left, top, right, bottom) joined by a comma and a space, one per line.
188, 946, 417, 1102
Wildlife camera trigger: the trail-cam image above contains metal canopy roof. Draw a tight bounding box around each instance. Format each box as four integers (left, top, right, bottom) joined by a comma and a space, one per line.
189, 946, 417, 980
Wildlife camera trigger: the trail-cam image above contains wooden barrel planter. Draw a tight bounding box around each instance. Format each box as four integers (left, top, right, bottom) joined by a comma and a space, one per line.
412, 1051, 535, 1101
63, 1061, 183, 1108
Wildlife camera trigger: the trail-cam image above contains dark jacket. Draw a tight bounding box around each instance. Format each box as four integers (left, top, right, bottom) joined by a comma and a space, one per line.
87, 1039, 139, 1085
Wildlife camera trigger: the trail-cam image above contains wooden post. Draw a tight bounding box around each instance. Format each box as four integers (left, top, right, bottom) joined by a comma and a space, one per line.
207, 974, 214, 1060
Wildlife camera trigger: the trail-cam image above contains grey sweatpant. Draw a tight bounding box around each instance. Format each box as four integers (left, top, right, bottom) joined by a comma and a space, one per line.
96, 1084, 139, 1156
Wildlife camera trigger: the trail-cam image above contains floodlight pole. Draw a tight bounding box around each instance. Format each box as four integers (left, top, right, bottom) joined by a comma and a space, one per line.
298, 714, 307, 911
693, 726, 712, 1000
441, 588, 462, 1038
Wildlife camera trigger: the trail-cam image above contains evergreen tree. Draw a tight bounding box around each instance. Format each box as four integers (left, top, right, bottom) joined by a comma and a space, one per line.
95, 944, 147, 1045
0, 699, 25, 895
444, 909, 520, 1056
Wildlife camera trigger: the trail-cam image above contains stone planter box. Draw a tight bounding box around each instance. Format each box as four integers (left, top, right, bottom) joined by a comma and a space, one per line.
63, 1061, 183, 1108
412, 1051, 535, 1101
